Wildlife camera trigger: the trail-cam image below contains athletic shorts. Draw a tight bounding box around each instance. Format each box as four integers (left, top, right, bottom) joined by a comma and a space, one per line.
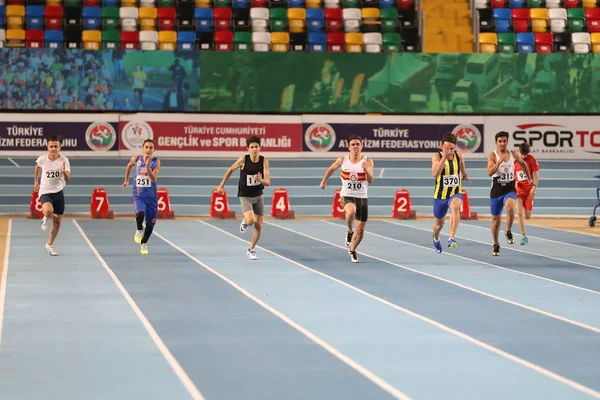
517, 188, 534, 211
133, 195, 158, 226
342, 196, 368, 222
433, 193, 463, 219
490, 191, 517, 216
240, 196, 264, 216
40, 190, 65, 215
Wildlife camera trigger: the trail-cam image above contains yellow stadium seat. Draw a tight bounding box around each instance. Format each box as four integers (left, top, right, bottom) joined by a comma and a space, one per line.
479, 32, 498, 53
271, 31, 290, 52
7, 6, 25, 29
139, 7, 158, 30
158, 30, 177, 50
361, 7, 380, 23
530, 8, 549, 33
6, 29, 25, 48
583, 0, 597, 7
195, 0, 211, 7
288, 8, 306, 33
46, 0, 61, 6
591, 32, 600, 52
82, 30, 101, 49
121, 0, 138, 6
306, 0, 321, 7
345, 32, 363, 52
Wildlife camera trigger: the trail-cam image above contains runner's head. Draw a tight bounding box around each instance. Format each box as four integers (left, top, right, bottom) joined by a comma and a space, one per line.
143, 139, 155, 158
348, 135, 362, 155
246, 136, 261, 156
518, 142, 531, 157
495, 131, 509, 152
441, 133, 457, 155
47, 135, 62, 157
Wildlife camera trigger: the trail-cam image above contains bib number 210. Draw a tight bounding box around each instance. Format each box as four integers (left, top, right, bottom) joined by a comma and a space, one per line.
347, 182, 362, 190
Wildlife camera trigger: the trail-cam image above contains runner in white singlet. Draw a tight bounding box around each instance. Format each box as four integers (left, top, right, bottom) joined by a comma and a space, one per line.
319, 135, 375, 263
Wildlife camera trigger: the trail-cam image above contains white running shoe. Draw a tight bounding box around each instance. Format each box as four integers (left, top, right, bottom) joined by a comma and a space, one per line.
41, 217, 50, 231
240, 220, 249, 233
45, 243, 57, 256
140, 243, 148, 255
247, 248, 257, 260
134, 230, 143, 244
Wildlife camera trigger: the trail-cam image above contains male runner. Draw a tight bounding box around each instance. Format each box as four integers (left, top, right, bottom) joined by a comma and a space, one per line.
217, 136, 271, 260
122, 139, 161, 255
514, 142, 540, 245
431, 133, 471, 253
34, 135, 71, 256
487, 131, 532, 256
320, 135, 374, 263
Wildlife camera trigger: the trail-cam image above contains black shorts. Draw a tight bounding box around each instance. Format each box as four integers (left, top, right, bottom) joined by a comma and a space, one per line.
40, 190, 65, 215
342, 196, 368, 222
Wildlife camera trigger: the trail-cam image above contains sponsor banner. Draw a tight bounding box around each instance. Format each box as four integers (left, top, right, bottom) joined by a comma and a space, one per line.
485, 116, 600, 159
302, 115, 485, 157
119, 114, 302, 156
0, 114, 119, 156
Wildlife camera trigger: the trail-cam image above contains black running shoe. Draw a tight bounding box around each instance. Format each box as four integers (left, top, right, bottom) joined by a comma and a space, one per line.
349, 251, 360, 263
345, 231, 353, 247
492, 244, 500, 256
505, 231, 515, 244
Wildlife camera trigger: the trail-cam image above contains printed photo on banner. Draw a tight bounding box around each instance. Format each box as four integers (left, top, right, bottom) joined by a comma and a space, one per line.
0, 49, 198, 112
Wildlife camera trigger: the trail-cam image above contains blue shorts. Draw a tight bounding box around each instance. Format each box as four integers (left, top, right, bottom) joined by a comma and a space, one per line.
490, 192, 517, 216
40, 190, 65, 215
433, 193, 463, 219
133, 196, 158, 227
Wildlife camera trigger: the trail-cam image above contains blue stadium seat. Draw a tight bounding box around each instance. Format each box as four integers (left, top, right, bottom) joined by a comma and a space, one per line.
308, 31, 326, 51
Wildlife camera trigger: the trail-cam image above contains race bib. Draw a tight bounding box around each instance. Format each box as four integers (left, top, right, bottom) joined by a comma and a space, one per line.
136, 175, 151, 187
246, 175, 260, 187
45, 169, 61, 179
499, 171, 514, 183
517, 170, 528, 182
442, 174, 460, 188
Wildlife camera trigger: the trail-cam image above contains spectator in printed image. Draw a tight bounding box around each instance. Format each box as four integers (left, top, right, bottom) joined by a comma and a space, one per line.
163, 85, 184, 111
132, 64, 147, 110
169, 59, 187, 93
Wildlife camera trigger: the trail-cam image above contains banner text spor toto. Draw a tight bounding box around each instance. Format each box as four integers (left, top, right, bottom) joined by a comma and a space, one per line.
484, 116, 600, 159
119, 114, 302, 154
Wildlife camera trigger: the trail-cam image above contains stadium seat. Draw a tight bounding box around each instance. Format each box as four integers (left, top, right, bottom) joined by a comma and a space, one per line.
0, 29, 6, 48
548, 8, 567, 33
215, 30, 234, 49
25, 28, 43, 47
572, 31, 590, 52
381, 8, 397, 32
516, 32, 534, 52
101, 28, 119, 48
530, 8, 548, 33
102, 7, 119, 30
25, 5, 44, 29
250, 7, 268, 31
586, 8, 600, 32
288, 7, 306, 32
325, 8, 342, 31
567, 8, 585, 32
139, 30, 158, 49
363, 31, 381, 52
82, 29, 101, 48
157, 7, 175, 29
158, 29, 176, 49
534, 32, 553, 52
214, 7, 232, 30
7, 5, 25, 29
195, 8, 213, 31
327, 31, 344, 51
382, 31, 399, 51
120, 30, 138, 48
498, 32, 515, 52
233, 8, 249, 30
120, 7, 138, 31
251, 31, 270, 50
342, 8, 360, 32
271, 31, 289, 51
553, 32, 571, 51
269, 7, 287, 31
177, 30, 195, 49
308, 31, 326, 51
306, 8, 323, 31
591, 32, 600, 52
6, 28, 25, 46
82, 6, 101, 29
479, 32, 498, 52
234, 30, 251, 49
44, 29, 63, 47
139, 7, 157, 30
512, 8, 530, 32
289, 31, 306, 49
493, 8, 511, 33
361, 7, 380, 33
196, 31, 214, 48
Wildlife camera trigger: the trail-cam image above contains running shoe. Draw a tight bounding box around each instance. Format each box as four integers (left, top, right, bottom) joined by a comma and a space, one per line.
45, 243, 57, 256
433, 236, 442, 253
492, 244, 500, 256
520, 236, 529, 245
134, 230, 143, 244
349, 250, 359, 263
505, 230, 515, 244
247, 248, 257, 260
345, 231, 353, 247
140, 243, 148, 255
448, 238, 458, 248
